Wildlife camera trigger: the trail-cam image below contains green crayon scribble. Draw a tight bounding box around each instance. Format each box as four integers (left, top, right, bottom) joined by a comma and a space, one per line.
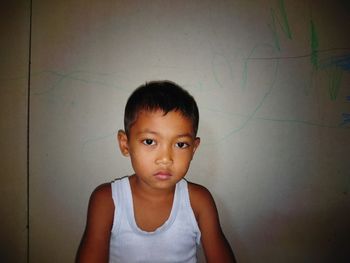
269, 0, 292, 51
217, 59, 280, 143
310, 19, 319, 70
241, 44, 276, 90
212, 53, 234, 89
241, 47, 256, 90
328, 66, 343, 100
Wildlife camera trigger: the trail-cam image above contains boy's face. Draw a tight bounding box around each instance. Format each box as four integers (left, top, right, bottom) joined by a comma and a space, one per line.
118, 110, 200, 191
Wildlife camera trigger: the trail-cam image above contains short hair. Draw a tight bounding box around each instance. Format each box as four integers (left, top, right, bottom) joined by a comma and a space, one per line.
124, 80, 199, 136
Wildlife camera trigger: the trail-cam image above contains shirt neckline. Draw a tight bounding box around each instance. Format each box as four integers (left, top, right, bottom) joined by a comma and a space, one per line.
124, 177, 181, 235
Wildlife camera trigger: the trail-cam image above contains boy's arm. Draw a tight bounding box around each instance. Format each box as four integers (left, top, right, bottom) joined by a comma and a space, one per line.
189, 183, 236, 263
76, 183, 114, 263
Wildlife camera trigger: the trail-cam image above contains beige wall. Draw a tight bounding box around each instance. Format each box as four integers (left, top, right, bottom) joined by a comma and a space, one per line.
2, 1, 350, 262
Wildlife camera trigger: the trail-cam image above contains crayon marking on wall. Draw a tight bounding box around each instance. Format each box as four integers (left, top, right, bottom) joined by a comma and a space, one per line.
334, 55, 350, 70
340, 113, 350, 126
319, 54, 350, 71
268, 0, 292, 51
328, 66, 343, 101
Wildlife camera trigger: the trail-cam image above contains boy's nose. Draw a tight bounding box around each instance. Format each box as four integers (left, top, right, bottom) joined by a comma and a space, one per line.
156, 146, 173, 165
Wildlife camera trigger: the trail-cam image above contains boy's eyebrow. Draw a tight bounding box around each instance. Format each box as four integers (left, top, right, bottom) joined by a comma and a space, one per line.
136, 129, 158, 136
137, 130, 194, 138
177, 133, 194, 138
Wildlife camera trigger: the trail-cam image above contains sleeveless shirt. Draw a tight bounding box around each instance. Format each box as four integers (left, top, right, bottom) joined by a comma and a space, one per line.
109, 176, 201, 263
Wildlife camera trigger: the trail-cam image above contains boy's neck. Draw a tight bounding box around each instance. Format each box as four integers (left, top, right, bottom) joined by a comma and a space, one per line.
129, 175, 176, 200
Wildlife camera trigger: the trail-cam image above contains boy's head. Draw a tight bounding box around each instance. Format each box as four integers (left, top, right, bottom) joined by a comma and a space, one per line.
123, 80, 199, 137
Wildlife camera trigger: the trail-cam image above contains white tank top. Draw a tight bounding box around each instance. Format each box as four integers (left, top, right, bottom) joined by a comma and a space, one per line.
109, 176, 201, 263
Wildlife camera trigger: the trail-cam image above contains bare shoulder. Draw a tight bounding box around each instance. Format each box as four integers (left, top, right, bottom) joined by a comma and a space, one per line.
187, 181, 236, 263
76, 183, 114, 262
87, 183, 114, 224
187, 181, 212, 198
187, 181, 216, 220
90, 183, 113, 207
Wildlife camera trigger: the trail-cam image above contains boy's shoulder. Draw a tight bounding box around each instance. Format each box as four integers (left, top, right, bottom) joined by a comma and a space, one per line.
91, 183, 112, 199
187, 181, 216, 219
89, 183, 114, 213
187, 181, 211, 199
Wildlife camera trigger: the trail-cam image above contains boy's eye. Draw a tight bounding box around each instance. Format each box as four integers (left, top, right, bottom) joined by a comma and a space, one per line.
142, 139, 156, 146
176, 142, 189, 149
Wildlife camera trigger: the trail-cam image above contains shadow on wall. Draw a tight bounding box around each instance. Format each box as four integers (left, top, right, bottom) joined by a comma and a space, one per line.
233, 196, 350, 263
192, 118, 240, 262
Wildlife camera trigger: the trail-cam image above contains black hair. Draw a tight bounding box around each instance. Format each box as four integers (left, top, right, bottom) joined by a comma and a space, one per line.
124, 80, 199, 136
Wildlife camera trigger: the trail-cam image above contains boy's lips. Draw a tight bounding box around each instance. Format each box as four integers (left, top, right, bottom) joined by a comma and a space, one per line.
154, 171, 172, 180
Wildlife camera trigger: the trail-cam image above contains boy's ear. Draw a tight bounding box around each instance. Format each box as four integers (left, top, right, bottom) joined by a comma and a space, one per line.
191, 137, 200, 158
117, 130, 130, 156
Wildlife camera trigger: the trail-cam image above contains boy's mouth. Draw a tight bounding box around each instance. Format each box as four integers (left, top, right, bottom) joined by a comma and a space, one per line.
154, 171, 172, 180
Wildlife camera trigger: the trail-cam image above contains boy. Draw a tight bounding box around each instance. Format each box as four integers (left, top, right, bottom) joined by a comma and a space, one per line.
76, 81, 235, 262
